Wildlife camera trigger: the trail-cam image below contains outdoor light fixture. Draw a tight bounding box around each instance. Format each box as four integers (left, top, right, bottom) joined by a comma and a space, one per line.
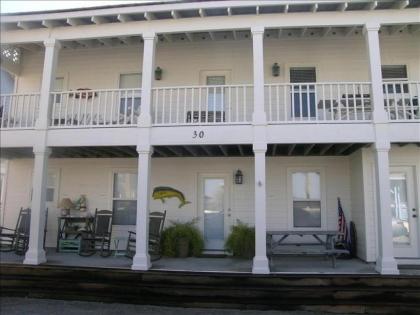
272, 62, 280, 77
155, 66, 163, 80
234, 170, 243, 185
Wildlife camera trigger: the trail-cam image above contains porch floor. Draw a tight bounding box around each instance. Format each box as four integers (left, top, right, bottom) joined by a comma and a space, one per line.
0, 248, 391, 274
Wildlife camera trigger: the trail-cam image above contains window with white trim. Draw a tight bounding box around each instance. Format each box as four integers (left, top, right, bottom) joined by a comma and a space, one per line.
119, 73, 141, 119
292, 171, 321, 228
112, 172, 137, 225
290, 67, 317, 118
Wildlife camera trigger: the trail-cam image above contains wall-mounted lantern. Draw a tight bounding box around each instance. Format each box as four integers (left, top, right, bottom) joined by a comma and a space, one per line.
155, 66, 163, 80
272, 62, 280, 77
234, 169, 243, 185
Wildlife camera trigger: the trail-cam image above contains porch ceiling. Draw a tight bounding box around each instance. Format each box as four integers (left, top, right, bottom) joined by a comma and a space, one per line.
7, 22, 419, 52
2, 143, 418, 159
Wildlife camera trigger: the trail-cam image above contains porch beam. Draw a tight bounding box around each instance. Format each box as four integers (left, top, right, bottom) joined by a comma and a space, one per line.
389, 24, 406, 35
366, 1, 378, 10
201, 145, 213, 156
335, 143, 353, 155
311, 3, 318, 13
322, 27, 332, 37
393, 0, 409, 9
66, 18, 84, 26
184, 146, 198, 157
344, 26, 357, 36
166, 146, 183, 157
185, 32, 193, 42
171, 10, 180, 19
284, 4, 289, 13
287, 144, 296, 156
91, 16, 109, 25
17, 21, 39, 30
98, 38, 115, 46
209, 32, 215, 40
272, 144, 277, 156
237, 145, 244, 156
198, 8, 206, 17
219, 145, 228, 156
42, 20, 61, 28
162, 34, 173, 42
153, 147, 168, 157
117, 14, 133, 23
319, 143, 334, 155
338, 2, 348, 11
303, 144, 315, 155
144, 12, 156, 21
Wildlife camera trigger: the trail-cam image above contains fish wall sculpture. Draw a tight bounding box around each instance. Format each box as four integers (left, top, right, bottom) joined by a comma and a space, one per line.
152, 186, 191, 208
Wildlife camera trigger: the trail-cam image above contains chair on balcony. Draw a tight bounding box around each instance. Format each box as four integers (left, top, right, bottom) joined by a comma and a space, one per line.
0, 208, 31, 255
78, 209, 113, 257
125, 211, 166, 260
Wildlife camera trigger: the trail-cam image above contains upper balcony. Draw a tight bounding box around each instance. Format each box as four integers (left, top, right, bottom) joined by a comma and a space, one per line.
1, 81, 419, 129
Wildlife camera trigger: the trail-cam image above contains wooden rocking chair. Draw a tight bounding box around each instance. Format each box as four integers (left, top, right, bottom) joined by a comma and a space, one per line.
0, 208, 31, 255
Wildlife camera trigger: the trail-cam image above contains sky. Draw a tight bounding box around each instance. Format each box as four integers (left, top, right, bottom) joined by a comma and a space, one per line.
0, 1, 166, 14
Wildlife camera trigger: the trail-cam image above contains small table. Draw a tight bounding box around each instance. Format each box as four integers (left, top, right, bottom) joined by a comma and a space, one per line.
266, 230, 348, 268
57, 215, 94, 252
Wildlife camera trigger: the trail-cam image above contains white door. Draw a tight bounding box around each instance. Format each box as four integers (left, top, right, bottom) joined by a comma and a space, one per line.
45, 169, 60, 248
200, 175, 229, 251
390, 167, 419, 258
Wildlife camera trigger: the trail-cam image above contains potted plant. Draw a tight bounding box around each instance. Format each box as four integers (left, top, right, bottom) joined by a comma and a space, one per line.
161, 218, 204, 257
225, 220, 255, 259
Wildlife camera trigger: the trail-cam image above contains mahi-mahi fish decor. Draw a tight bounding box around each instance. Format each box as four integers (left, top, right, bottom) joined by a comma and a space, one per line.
152, 186, 191, 208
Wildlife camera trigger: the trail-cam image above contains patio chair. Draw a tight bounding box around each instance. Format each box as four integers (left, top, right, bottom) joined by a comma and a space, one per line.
79, 209, 113, 257
0, 208, 31, 255
125, 211, 166, 260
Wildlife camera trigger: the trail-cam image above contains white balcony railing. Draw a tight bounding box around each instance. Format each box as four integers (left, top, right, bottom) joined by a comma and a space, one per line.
0, 93, 40, 129
49, 88, 141, 128
265, 82, 373, 123
383, 81, 420, 121
152, 85, 253, 125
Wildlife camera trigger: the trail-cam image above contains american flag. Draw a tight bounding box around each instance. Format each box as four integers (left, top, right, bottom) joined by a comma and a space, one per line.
337, 197, 349, 247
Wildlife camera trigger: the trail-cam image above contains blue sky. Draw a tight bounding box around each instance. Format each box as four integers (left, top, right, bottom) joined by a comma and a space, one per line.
1, 1, 161, 14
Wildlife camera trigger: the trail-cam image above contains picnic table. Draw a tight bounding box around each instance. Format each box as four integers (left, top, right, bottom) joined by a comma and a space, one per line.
266, 230, 349, 268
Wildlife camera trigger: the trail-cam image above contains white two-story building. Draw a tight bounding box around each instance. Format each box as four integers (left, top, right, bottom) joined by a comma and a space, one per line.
0, 0, 419, 275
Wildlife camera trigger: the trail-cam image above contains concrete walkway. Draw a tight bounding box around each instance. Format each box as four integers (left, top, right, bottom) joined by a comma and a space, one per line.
0, 298, 354, 315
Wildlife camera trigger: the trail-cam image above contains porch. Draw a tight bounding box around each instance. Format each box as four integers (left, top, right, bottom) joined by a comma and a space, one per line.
0, 248, 377, 274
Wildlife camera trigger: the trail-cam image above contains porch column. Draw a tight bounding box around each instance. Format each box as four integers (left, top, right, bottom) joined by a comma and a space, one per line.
132, 144, 152, 270
251, 26, 267, 124
363, 22, 387, 123
24, 146, 51, 265
36, 38, 61, 129
252, 143, 270, 274
373, 141, 399, 274
138, 32, 156, 127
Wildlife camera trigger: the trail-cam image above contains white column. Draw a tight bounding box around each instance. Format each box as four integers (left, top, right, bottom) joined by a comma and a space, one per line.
24, 146, 51, 265
138, 32, 156, 127
36, 38, 61, 129
132, 144, 152, 270
251, 26, 267, 124
252, 143, 270, 274
373, 140, 399, 274
363, 23, 387, 123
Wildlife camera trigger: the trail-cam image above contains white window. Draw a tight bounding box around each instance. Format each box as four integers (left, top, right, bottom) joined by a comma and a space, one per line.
206, 75, 225, 112
54, 77, 64, 103
291, 171, 321, 228
112, 172, 137, 225
119, 73, 142, 120
289, 67, 317, 118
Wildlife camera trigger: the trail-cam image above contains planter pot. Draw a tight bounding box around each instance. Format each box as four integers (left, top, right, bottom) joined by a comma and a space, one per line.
177, 237, 189, 258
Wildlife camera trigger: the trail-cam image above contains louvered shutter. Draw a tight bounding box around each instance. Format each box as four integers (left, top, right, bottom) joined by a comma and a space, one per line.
290, 67, 316, 83
381, 65, 407, 80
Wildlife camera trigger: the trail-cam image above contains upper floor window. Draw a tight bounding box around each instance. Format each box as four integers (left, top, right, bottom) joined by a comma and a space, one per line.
119, 73, 141, 120
382, 65, 408, 93
206, 75, 226, 112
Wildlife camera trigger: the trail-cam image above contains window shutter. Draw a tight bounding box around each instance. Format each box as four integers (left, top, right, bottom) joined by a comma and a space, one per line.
206, 76, 226, 85
381, 65, 407, 80
290, 67, 316, 83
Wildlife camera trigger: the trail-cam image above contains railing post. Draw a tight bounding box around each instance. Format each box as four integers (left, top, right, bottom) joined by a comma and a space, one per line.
363, 23, 387, 124
138, 32, 156, 127
36, 38, 61, 130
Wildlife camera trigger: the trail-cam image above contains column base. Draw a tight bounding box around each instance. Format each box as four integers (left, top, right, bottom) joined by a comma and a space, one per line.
252, 255, 270, 274
23, 248, 47, 265
375, 256, 399, 275
131, 254, 151, 271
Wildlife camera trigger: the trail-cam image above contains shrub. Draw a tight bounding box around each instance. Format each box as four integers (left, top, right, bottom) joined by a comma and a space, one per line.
225, 221, 255, 259
161, 219, 204, 257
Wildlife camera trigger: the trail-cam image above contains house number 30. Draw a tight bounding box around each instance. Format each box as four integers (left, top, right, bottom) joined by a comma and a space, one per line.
193, 130, 205, 139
